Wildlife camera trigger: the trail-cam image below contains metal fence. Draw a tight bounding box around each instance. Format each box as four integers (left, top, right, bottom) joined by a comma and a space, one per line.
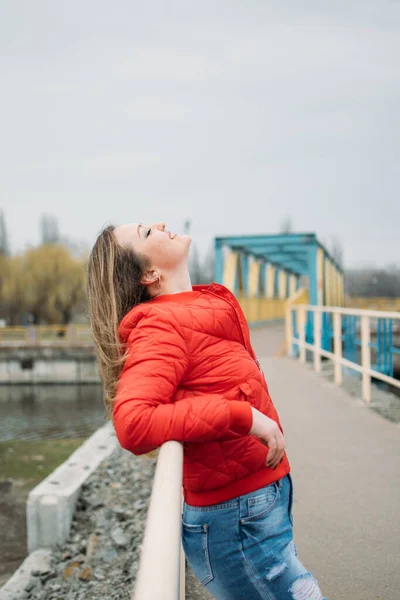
287, 305, 400, 402
0, 325, 93, 346
346, 297, 400, 311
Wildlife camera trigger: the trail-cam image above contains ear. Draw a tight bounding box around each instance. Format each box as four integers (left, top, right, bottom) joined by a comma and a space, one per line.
140, 270, 160, 287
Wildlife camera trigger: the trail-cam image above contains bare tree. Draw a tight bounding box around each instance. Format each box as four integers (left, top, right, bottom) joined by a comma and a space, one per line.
0, 211, 10, 256
331, 236, 344, 268
280, 217, 293, 234
189, 243, 203, 285
202, 245, 215, 283
346, 267, 400, 297
41, 213, 60, 245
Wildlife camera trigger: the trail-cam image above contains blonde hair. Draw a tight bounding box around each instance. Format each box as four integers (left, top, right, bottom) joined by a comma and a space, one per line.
87, 225, 151, 418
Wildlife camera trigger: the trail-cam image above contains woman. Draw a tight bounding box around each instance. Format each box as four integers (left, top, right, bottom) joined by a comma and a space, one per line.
87, 221, 326, 600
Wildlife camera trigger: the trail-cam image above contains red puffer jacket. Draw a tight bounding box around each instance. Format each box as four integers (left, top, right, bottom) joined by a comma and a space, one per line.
114, 283, 290, 506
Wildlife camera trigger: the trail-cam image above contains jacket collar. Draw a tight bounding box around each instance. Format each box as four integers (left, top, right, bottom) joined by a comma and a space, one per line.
118, 283, 232, 342
147, 283, 227, 304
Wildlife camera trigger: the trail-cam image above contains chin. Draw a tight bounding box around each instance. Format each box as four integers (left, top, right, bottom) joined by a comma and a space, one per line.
178, 234, 192, 246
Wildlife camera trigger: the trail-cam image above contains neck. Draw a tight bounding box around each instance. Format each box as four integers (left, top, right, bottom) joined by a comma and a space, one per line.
154, 268, 193, 297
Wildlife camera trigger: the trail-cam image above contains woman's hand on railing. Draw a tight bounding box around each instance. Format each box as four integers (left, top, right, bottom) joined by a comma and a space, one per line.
249, 408, 286, 469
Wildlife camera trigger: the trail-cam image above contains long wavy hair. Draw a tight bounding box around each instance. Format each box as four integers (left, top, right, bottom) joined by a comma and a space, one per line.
87, 225, 151, 418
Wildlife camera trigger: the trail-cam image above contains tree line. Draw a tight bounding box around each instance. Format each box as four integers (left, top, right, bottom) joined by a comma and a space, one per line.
1, 209, 397, 326
0, 212, 214, 326
0, 212, 87, 325
345, 266, 400, 298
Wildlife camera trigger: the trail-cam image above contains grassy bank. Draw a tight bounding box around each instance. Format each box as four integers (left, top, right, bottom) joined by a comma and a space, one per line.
0, 437, 88, 585
0, 438, 86, 487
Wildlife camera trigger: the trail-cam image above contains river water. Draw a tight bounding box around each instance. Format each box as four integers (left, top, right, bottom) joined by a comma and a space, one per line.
0, 384, 107, 441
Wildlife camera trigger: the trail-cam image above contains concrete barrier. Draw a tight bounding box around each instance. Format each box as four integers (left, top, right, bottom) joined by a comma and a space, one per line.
27, 422, 117, 553
0, 550, 52, 600
0, 346, 99, 384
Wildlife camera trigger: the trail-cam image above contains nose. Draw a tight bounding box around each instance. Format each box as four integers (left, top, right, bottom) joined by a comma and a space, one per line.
152, 222, 166, 232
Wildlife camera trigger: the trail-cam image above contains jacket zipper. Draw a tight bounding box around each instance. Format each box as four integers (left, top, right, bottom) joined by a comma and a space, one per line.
206, 289, 261, 371
206, 289, 246, 346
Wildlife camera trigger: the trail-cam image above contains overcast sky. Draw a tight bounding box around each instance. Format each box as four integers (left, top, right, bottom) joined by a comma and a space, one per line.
1, 1, 399, 267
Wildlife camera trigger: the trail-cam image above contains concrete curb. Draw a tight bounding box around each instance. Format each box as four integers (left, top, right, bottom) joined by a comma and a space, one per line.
27, 422, 117, 553
0, 550, 52, 600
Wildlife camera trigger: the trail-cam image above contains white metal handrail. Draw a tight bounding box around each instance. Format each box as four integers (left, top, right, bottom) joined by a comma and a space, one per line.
0, 325, 93, 346
288, 304, 400, 402
296, 305, 400, 319
133, 441, 185, 600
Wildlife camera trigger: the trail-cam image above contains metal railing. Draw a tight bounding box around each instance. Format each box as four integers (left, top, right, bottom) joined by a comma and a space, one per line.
0, 325, 93, 346
287, 305, 400, 402
133, 442, 185, 600
284, 287, 309, 354
346, 297, 400, 311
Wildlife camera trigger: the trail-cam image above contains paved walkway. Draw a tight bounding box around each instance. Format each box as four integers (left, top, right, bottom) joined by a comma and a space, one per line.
263, 356, 400, 600
250, 321, 286, 358
187, 325, 400, 599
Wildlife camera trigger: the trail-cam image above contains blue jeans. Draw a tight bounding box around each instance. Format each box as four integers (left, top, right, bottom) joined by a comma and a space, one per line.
182, 474, 327, 599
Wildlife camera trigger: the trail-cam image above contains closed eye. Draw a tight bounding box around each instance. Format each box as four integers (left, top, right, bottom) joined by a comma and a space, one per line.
146, 228, 151, 238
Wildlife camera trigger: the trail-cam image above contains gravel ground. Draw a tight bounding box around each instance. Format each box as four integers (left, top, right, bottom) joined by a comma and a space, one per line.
316, 360, 400, 423
12, 445, 213, 600
17, 447, 156, 600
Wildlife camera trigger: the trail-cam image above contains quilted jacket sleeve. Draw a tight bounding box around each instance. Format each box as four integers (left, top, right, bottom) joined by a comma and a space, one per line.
113, 312, 253, 455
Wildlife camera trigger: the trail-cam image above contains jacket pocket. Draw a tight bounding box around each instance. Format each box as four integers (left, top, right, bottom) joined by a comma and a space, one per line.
182, 522, 214, 586
238, 382, 253, 398
239, 381, 276, 420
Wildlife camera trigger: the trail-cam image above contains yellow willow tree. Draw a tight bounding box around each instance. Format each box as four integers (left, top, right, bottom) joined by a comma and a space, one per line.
52, 250, 87, 324
1, 255, 26, 324
0, 253, 10, 321
22, 244, 86, 324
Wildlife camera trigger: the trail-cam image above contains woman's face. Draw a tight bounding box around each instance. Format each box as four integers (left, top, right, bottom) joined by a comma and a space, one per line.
114, 222, 191, 272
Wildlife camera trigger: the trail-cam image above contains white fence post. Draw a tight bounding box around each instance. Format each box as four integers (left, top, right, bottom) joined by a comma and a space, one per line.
361, 315, 371, 402
333, 312, 343, 385
285, 304, 292, 357
314, 310, 321, 373
288, 305, 400, 402
298, 307, 306, 364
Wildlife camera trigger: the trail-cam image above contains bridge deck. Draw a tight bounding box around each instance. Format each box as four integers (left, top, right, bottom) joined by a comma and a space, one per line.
187, 325, 400, 600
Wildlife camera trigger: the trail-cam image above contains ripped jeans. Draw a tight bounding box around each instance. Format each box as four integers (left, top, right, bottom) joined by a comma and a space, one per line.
182, 474, 327, 600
